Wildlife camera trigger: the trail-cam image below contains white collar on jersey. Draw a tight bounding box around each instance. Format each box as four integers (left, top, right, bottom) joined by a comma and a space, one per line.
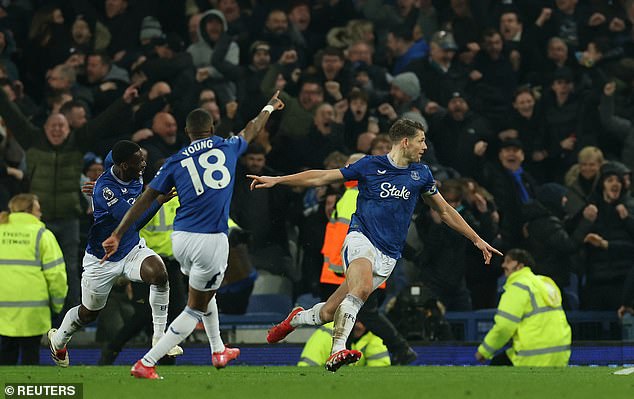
110, 166, 133, 186
386, 154, 409, 169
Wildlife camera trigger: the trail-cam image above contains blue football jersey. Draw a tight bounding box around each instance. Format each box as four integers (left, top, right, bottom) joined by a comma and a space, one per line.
340, 155, 438, 258
149, 135, 248, 234
87, 166, 159, 261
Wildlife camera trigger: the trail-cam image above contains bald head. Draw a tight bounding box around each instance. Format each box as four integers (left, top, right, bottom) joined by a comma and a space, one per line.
152, 112, 178, 144
185, 108, 214, 140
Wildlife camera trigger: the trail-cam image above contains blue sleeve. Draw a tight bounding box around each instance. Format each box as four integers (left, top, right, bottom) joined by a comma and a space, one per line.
96, 183, 132, 222
149, 161, 175, 194
420, 165, 438, 197
340, 156, 371, 181
134, 200, 161, 231
227, 136, 248, 156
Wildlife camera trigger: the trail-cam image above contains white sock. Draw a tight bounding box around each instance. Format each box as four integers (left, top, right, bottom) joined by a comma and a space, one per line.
52, 305, 85, 350
141, 307, 201, 367
149, 283, 169, 341
202, 296, 225, 354
331, 294, 364, 354
290, 302, 325, 327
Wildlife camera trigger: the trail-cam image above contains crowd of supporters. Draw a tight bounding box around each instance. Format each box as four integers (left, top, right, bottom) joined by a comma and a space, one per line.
1, 0, 634, 330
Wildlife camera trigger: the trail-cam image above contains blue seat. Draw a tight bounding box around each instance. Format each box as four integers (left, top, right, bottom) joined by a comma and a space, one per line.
295, 293, 320, 309
246, 294, 293, 314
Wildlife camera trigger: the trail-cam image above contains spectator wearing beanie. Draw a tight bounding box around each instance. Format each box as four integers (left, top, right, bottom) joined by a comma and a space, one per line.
577, 163, 634, 309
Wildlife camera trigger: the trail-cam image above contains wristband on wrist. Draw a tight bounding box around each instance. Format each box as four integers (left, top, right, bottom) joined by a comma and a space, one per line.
262, 105, 275, 113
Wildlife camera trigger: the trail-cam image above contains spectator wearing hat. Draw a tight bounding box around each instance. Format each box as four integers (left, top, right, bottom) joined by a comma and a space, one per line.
404, 30, 469, 112
522, 183, 584, 304
386, 25, 428, 75
210, 39, 272, 123
577, 162, 634, 310
428, 91, 492, 179
481, 139, 538, 249
376, 72, 422, 130
139, 16, 163, 47
187, 10, 239, 106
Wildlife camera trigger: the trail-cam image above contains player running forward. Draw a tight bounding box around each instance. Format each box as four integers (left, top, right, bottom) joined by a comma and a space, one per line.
48, 140, 180, 367
101, 92, 285, 379
249, 118, 503, 372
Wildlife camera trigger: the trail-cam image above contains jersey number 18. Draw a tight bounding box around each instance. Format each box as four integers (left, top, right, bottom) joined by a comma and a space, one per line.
180, 149, 231, 195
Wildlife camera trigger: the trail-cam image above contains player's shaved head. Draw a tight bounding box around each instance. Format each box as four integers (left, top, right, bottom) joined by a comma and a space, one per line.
389, 118, 425, 142
186, 108, 214, 138
112, 140, 141, 164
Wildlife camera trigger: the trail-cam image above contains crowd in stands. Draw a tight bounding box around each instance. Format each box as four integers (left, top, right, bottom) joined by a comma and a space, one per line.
1, 0, 634, 339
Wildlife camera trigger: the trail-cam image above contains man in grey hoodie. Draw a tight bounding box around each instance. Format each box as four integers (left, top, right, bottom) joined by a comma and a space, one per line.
187, 10, 239, 105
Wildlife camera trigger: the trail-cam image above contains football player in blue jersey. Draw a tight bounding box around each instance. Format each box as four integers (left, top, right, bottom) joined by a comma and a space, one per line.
249, 118, 502, 371
101, 92, 285, 379
48, 140, 180, 367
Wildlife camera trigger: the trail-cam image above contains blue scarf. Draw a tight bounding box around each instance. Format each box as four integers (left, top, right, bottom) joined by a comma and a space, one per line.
510, 167, 531, 204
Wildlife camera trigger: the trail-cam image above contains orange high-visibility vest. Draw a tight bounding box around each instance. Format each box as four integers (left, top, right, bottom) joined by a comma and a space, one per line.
320, 182, 385, 289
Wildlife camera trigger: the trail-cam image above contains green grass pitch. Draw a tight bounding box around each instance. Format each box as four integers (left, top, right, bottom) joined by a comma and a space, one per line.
1, 366, 633, 399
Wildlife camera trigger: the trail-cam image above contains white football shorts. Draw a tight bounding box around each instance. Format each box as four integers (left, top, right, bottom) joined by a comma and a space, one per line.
171, 231, 229, 292
81, 238, 157, 311
341, 231, 397, 291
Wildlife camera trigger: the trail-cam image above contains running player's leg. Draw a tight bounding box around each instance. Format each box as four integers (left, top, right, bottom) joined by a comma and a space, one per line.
331, 258, 373, 354
139, 232, 227, 368
291, 280, 349, 328
141, 287, 214, 367
138, 254, 170, 342
50, 253, 120, 365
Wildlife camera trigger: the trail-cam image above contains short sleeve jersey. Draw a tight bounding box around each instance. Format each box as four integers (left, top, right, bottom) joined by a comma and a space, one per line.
339, 155, 437, 258
149, 135, 248, 234
86, 166, 144, 261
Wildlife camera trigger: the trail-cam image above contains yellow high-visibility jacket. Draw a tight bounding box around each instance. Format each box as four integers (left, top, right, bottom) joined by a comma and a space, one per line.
298, 322, 391, 367
478, 267, 571, 366
140, 196, 179, 257
0, 212, 68, 336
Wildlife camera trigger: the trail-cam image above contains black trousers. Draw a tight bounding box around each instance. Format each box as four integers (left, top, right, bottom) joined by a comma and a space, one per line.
490, 351, 513, 366
320, 284, 410, 354
0, 335, 41, 365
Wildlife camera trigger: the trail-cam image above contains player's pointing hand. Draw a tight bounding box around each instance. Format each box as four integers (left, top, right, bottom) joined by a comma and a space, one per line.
247, 175, 278, 190
101, 234, 121, 264
474, 239, 503, 265
268, 90, 285, 111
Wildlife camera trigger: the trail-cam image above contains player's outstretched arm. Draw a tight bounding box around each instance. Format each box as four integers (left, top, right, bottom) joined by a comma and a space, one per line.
248, 169, 344, 190
101, 187, 162, 262
240, 90, 285, 143
423, 193, 503, 264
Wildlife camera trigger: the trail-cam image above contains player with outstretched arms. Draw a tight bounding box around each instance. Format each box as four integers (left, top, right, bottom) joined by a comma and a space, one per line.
48, 140, 181, 367
101, 92, 285, 379
249, 118, 502, 372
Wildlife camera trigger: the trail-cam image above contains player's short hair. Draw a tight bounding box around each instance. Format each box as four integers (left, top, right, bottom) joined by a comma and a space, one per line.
112, 140, 141, 164
506, 248, 535, 267
388, 118, 425, 142
186, 108, 214, 135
